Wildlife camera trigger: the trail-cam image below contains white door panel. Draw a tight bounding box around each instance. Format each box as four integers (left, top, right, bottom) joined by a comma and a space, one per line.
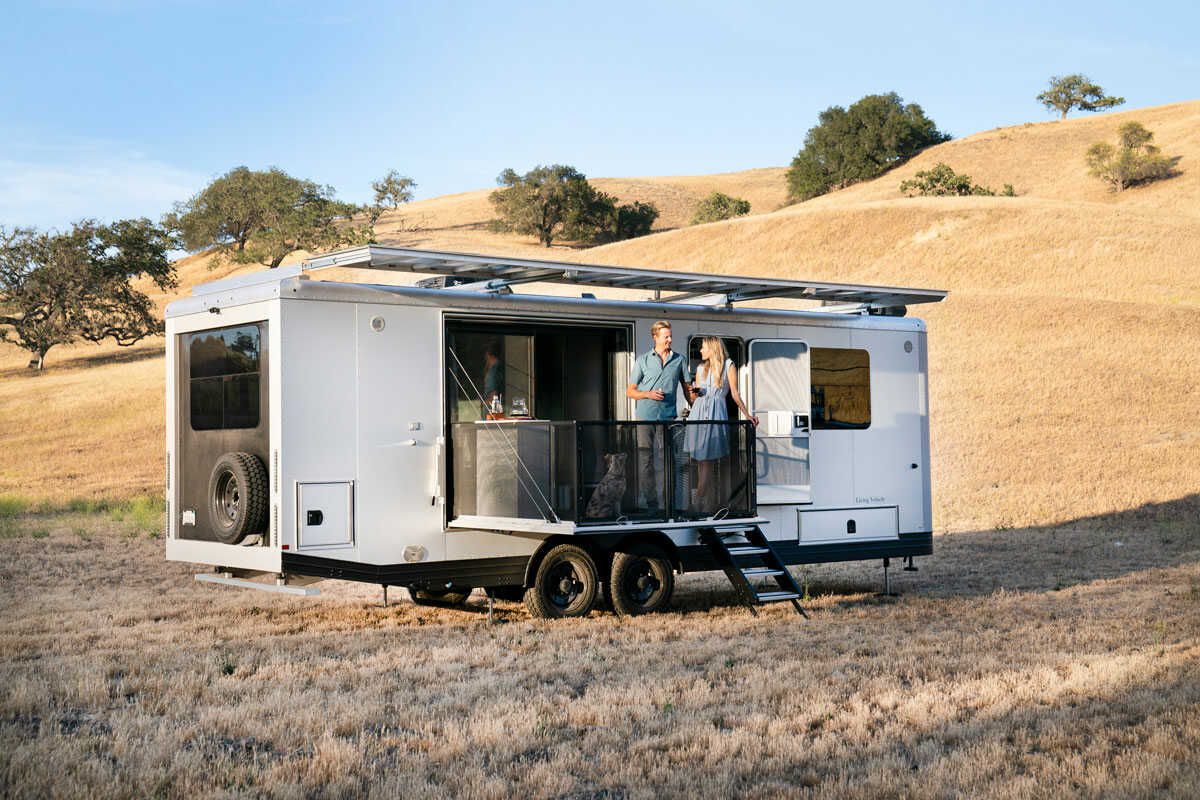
748, 339, 811, 504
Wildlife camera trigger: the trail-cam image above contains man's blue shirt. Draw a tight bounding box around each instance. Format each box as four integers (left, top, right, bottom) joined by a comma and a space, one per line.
629, 349, 692, 420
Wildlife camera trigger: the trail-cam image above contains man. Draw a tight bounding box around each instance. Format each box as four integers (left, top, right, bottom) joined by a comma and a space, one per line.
626, 320, 693, 511
483, 339, 505, 412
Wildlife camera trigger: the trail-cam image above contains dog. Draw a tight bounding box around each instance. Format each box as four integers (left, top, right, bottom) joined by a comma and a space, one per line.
585, 452, 627, 519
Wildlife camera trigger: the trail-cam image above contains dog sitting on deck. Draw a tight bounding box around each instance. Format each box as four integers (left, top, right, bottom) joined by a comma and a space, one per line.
585, 453, 627, 519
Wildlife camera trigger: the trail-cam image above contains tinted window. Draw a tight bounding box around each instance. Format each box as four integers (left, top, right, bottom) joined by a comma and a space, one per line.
810, 348, 870, 429
189, 325, 260, 379
188, 324, 262, 430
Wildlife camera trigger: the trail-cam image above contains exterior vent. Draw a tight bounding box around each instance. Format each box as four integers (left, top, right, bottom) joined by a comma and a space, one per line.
165, 451, 171, 491
164, 500, 171, 539
273, 450, 279, 493
271, 504, 279, 548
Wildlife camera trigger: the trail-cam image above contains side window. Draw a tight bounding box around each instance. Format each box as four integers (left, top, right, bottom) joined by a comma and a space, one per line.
188, 324, 262, 431
810, 347, 870, 429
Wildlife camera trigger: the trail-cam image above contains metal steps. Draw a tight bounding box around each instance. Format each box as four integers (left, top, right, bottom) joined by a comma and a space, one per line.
699, 524, 808, 617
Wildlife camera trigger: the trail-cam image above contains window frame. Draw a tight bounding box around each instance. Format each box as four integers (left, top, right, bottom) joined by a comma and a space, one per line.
186, 323, 263, 432
809, 346, 871, 431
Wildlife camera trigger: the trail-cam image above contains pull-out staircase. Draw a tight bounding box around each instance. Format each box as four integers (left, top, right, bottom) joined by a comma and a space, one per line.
700, 524, 808, 617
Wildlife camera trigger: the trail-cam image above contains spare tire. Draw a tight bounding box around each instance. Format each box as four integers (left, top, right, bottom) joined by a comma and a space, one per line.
208, 452, 268, 544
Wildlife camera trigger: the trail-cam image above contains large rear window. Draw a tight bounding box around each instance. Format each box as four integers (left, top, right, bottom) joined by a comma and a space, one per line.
187, 324, 262, 431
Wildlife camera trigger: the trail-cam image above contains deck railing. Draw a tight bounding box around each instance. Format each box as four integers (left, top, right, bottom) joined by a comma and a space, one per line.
451, 420, 756, 525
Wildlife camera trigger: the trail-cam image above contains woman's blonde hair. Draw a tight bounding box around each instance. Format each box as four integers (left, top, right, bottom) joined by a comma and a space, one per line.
701, 336, 728, 388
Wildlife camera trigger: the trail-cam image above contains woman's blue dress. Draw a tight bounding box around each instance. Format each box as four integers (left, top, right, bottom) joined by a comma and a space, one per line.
685, 359, 732, 460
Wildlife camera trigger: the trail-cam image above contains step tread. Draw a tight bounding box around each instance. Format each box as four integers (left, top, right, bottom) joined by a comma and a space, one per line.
726, 545, 770, 556
755, 590, 801, 602
741, 567, 786, 577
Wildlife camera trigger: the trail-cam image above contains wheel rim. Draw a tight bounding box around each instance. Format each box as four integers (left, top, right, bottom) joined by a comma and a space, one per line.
214, 470, 240, 527
622, 558, 662, 606
547, 560, 585, 609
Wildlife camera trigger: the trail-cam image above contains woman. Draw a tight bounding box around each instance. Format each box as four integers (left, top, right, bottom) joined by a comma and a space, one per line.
684, 337, 758, 514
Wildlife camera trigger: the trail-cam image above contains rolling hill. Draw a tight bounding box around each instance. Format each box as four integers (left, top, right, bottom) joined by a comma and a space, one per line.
2, 100, 1197, 531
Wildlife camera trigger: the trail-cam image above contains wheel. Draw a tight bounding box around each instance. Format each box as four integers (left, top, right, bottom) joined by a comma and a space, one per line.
608, 545, 675, 616
207, 452, 268, 545
407, 585, 473, 605
524, 544, 599, 619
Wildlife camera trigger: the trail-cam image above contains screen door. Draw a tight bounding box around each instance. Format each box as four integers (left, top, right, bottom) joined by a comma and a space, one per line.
748, 339, 811, 503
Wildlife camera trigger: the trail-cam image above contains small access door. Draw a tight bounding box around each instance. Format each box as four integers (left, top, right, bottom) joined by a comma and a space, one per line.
748, 339, 812, 504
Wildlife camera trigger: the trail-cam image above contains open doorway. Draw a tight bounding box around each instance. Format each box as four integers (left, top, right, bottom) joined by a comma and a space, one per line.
445, 320, 629, 423
444, 318, 630, 524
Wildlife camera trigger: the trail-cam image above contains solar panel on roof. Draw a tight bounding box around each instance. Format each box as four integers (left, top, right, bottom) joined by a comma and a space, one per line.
301, 245, 947, 309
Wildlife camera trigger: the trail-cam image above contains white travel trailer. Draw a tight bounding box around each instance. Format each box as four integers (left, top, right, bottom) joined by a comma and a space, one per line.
165, 246, 945, 618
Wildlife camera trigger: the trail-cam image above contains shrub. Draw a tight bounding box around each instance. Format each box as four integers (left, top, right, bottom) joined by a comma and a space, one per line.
691, 192, 751, 225
109, 496, 166, 537
610, 201, 659, 241
899, 163, 1012, 197
1086, 122, 1180, 192
0, 495, 30, 517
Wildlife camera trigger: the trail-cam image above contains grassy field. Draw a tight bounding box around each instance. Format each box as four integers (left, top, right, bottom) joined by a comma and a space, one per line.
3, 100, 1200, 795
2, 501, 1198, 797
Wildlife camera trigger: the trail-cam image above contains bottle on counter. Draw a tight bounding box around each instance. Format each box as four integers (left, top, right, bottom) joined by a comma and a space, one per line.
486, 394, 505, 420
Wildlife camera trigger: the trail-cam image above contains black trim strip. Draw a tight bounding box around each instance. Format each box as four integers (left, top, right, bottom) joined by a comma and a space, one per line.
283, 532, 932, 589
282, 552, 528, 587
678, 532, 932, 572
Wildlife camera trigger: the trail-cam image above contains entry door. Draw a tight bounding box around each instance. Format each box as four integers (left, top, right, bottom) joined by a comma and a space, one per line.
748, 339, 812, 504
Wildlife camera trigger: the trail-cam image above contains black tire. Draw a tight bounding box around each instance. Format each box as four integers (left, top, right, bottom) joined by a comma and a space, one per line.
524, 544, 599, 619
407, 585, 473, 605
609, 545, 675, 616
207, 452, 268, 545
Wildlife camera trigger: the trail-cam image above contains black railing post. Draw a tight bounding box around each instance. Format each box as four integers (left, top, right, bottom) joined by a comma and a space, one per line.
665, 421, 674, 523
575, 422, 585, 521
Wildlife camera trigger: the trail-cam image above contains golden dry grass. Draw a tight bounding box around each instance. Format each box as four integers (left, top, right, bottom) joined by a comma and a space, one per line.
2, 504, 1198, 797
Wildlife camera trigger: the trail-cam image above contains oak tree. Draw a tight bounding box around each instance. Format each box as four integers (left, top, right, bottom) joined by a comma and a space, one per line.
166, 166, 371, 268
1037, 75, 1125, 120
787, 93, 950, 202
0, 219, 176, 370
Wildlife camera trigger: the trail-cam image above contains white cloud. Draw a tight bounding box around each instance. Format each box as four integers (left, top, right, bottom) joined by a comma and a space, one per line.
0, 140, 207, 231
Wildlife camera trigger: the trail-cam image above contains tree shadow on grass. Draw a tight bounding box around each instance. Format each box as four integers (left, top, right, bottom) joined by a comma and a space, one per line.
761, 649, 1200, 798
671, 494, 1200, 611
0, 341, 165, 379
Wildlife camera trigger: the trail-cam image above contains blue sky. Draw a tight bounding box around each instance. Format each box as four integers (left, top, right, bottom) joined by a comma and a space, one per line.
2, 0, 1197, 230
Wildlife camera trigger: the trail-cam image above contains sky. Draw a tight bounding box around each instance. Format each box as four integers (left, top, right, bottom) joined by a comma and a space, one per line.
2, 0, 1197, 230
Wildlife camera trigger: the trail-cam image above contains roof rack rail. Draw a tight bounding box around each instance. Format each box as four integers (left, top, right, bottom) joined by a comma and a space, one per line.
302, 245, 947, 309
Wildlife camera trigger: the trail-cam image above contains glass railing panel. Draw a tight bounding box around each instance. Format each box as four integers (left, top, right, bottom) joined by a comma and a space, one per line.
576, 422, 671, 523
674, 420, 756, 520
453, 419, 756, 526
576, 420, 755, 525
451, 420, 576, 523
